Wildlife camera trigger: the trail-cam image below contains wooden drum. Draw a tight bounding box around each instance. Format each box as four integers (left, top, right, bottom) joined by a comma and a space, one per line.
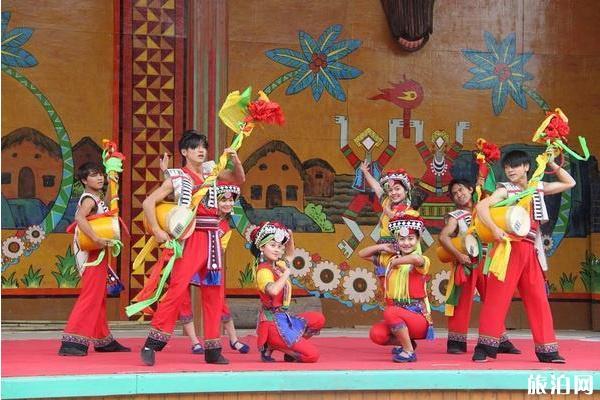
473, 205, 530, 243
436, 234, 479, 263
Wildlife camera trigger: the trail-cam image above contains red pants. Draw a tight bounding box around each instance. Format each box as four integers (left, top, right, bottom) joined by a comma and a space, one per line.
370, 304, 428, 346
478, 241, 557, 353
179, 287, 231, 323
150, 230, 224, 346
447, 265, 487, 341
63, 251, 111, 346
257, 311, 325, 362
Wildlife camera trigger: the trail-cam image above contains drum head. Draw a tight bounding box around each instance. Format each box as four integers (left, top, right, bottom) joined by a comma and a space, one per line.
111, 217, 121, 240
464, 234, 479, 257
167, 206, 195, 238
507, 206, 531, 237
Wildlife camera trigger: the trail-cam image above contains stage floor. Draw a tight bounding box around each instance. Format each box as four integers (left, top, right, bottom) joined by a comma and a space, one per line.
2, 336, 600, 399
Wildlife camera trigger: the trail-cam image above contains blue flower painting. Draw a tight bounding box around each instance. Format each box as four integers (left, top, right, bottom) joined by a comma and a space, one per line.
462, 32, 538, 115
1, 11, 37, 68
264, 24, 362, 102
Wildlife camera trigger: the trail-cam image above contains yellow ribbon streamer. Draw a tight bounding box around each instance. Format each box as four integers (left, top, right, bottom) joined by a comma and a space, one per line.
488, 237, 512, 282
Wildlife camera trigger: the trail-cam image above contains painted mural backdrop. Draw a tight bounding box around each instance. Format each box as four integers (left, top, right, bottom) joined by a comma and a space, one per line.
3, 1, 599, 322
225, 16, 600, 317
1, 8, 111, 291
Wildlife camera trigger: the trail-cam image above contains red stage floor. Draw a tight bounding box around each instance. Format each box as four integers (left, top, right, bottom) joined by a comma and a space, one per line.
2, 336, 598, 377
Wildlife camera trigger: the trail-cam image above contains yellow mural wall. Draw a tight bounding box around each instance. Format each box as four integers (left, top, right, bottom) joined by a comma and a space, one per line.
224, 0, 600, 323
1, 0, 114, 290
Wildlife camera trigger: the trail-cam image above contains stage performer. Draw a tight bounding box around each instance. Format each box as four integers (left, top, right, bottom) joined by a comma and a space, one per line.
177, 182, 250, 355
252, 222, 325, 363
158, 154, 250, 355
359, 161, 413, 278
360, 211, 434, 363
440, 179, 520, 355
59, 162, 130, 356
473, 150, 574, 363
139, 130, 245, 366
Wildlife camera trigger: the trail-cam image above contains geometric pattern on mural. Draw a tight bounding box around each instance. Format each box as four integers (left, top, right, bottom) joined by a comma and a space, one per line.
128, 0, 180, 312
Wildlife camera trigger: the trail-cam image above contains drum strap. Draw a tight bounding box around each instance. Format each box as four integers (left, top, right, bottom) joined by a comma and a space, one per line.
447, 209, 472, 234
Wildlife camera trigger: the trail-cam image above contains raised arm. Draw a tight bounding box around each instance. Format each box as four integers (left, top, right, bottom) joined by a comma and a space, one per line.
360, 161, 384, 198
217, 147, 245, 184
543, 159, 576, 195
358, 243, 394, 259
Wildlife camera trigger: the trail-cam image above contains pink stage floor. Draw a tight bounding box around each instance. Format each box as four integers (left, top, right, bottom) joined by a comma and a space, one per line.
3, 336, 598, 377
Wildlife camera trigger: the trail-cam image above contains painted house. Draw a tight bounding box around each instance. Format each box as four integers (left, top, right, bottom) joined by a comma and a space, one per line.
242, 140, 304, 210
303, 158, 335, 197
1, 127, 62, 205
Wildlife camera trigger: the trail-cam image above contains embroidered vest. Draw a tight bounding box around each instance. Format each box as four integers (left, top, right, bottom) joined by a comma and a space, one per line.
446, 209, 472, 236
164, 161, 217, 209
498, 182, 549, 223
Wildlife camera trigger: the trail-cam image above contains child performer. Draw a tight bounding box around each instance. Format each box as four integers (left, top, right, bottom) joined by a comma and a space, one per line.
360, 211, 434, 363
473, 150, 575, 363
159, 153, 250, 355
439, 179, 520, 355
59, 162, 130, 356
178, 181, 250, 355
251, 222, 325, 362
359, 162, 412, 278
139, 130, 245, 366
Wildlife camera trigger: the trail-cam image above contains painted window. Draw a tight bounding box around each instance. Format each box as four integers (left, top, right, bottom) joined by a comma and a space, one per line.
286, 185, 298, 201
42, 175, 55, 187
251, 185, 262, 200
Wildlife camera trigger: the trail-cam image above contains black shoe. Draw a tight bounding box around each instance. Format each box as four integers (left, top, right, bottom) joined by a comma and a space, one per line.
498, 340, 521, 354
536, 351, 566, 364
447, 340, 467, 354
472, 343, 497, 362
141, 346, 155, 366
58, 341, 88, 356
95, 340, 131, 353
205, 348, 229, 365
261, 348, 276, 362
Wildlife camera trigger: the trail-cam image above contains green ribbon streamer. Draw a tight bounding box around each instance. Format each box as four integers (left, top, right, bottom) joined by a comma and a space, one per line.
482, 243, 493, 275
238, 86, 252, 109
493, 186, 537, 208
483, 167, 497, 194
554, 137, 589, 161
81, 239, 123, 268
125, 239, 183, 317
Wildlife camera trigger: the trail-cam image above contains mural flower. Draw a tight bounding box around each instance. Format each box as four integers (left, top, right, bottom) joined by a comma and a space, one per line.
542, 234, 554, 253
2, 237, 25, 259
1, 11, 37, 68
311, 261, 341, 292
25, 225, 45, 244
462, 32, 548, 115
264, 24, 362, 102
290, 248, 312, 277
342, 268, 377, 304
